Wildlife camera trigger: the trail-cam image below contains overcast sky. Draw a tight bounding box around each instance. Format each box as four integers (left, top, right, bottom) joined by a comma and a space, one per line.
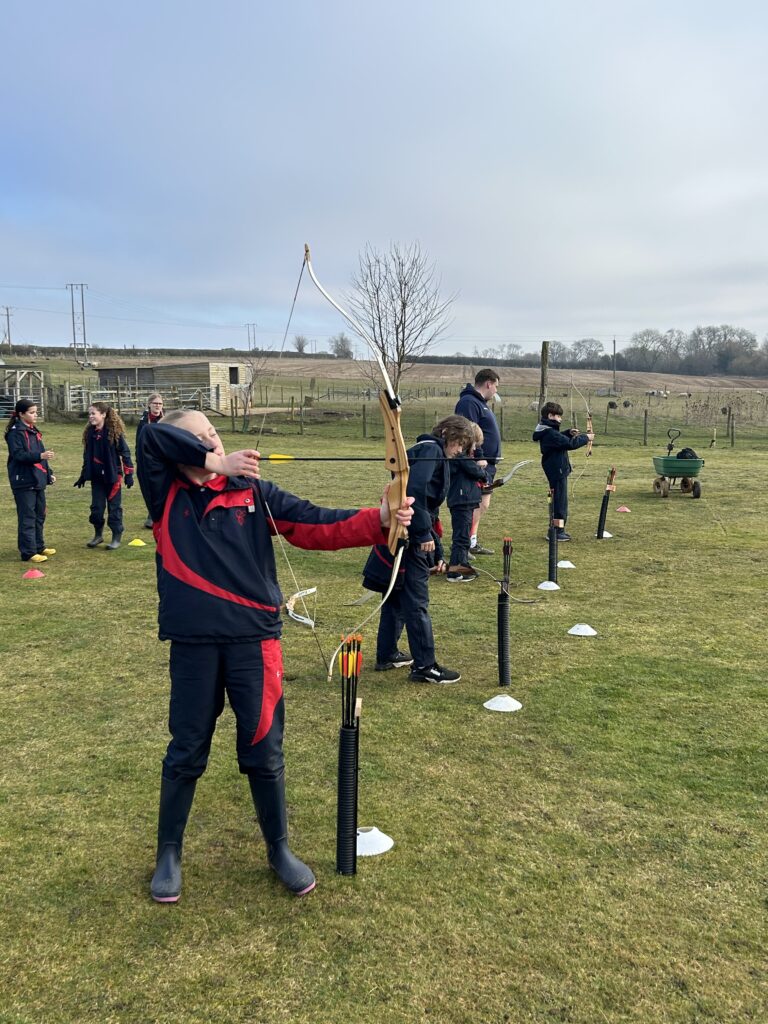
3, 1, 767, 356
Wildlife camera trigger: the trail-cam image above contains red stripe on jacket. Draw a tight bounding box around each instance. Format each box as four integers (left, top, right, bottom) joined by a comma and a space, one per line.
268, 507, 386, 550
158, 479, 278, 612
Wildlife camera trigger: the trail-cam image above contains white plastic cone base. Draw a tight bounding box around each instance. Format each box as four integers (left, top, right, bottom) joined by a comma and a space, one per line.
483, 694, 523, 713
128, 538, 147, 547
617, 506, 631, 513
356, 826, 394, 857
596, 530, 613, 538
568, 623, 597, 636
538, 580, 560, 591
557, 560, 576, 569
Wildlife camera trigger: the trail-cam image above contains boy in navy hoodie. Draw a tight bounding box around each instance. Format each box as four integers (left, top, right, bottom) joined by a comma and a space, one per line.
363, 414, 475, 683
532, 402, 593, 541
138, 409, 414, 902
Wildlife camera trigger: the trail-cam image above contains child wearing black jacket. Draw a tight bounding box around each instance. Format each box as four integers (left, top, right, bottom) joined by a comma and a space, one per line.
446, 423, 487, 582
532, 402, 593, 540
5, 398, 56, 563
135, 392, 164, 529
363, 414, 475, 684
74, 402, 135, 550
138, 409, 413, 902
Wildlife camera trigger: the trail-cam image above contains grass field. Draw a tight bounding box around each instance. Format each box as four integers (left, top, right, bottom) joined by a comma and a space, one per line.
1, 418, 766, 1024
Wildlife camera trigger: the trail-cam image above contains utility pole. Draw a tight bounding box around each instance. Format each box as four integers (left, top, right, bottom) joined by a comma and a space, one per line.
2, 307, 11, 355
67, 284, 89, 364
539, 340, 549, 409
612, 336, 617, 392
245, 323, 258, 352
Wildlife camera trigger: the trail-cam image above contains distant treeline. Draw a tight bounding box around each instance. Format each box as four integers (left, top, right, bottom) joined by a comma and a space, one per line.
8, 323, 768, 377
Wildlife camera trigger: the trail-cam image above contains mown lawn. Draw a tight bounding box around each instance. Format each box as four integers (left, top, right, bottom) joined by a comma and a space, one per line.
1, 420, 765, 1024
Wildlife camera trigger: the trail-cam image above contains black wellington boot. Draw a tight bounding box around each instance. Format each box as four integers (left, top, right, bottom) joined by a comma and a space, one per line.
106, 531, 122, 550
247, 774, 316, 895
150, 775, 197, 903
86, 531, 104, 548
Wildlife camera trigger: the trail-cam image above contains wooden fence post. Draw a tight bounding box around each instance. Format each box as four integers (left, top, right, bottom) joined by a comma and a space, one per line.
643, 408, 648, 446
362, 403, 367, 438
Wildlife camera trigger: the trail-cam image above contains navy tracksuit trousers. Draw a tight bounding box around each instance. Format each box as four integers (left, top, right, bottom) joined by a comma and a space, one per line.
376, 547, 434, 669
448, 504, 475, 567
163, 639, 285, 783
14, 489, 46, 560
550, 476, 569, 527
89, 480, 123, 534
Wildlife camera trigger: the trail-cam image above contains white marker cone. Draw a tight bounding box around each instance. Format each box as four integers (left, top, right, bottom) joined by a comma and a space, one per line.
537, 580, 560, 591
356, 826, 394, 857
483, 694, 522, 713
557, 560, 576, 569
617, 506, 631, 513
596, 530, 613, 538
568, 623, 597, 636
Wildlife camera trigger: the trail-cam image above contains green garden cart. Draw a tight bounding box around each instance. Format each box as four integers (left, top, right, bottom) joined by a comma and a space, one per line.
652, 429, 704, 498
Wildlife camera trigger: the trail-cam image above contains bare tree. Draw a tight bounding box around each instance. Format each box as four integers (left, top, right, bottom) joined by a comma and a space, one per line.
547, 340, 570, 367
233, 351, 268, 431
293, 334, 309, 354
347, 242, 454, 393
571, 338, 605, 364
329, 332, 354, 358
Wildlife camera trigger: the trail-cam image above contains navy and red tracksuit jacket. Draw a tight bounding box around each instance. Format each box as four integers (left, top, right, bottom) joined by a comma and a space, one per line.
80, 427, 134, 496
137, 422, 389, 643
6, 420, 53, 491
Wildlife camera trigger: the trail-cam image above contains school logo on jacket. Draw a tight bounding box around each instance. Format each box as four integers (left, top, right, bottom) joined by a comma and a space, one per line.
235, 509, 247, 527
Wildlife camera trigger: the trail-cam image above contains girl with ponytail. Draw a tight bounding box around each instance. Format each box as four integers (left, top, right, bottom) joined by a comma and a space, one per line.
5, 398, 56, 563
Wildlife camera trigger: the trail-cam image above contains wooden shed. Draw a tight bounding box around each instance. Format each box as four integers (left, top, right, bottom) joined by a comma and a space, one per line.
94, 361, 250, 415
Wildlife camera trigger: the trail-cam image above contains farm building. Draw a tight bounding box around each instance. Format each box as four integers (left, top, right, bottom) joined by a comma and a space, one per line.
91, 360, 254, 415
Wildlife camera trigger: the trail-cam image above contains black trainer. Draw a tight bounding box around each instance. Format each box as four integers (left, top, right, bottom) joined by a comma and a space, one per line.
557, 532, 572, 542
470, 543, 494, 555
409, 663, 461, 684
374, 651, 414, 671
446, 565, 478, 583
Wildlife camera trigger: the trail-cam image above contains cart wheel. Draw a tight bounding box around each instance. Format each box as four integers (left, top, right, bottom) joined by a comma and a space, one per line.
653, 476, 663, 495
680, 477, 693, 493
692, 480, 702, 499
